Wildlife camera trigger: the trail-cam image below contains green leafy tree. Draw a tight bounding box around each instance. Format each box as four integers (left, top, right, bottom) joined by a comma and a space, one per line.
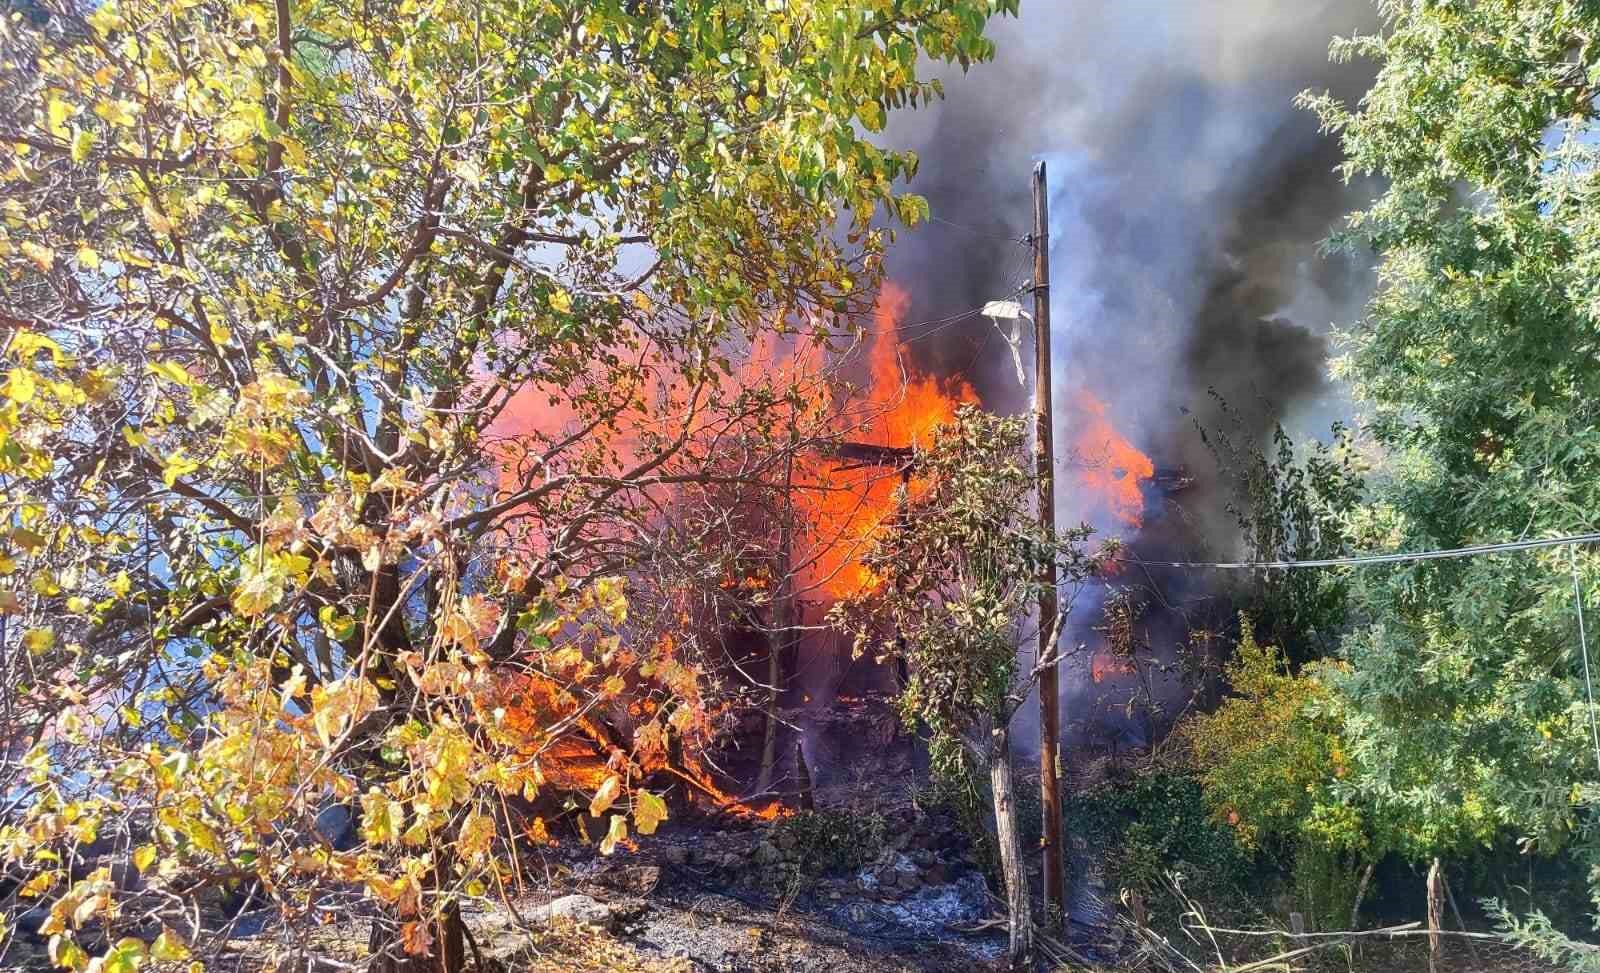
1300, 0, 1600, 926
0, 0, 1016, 969
834, 405, 1096, 970
1200, 398, 1365, 664
1185, 616, 1482, 930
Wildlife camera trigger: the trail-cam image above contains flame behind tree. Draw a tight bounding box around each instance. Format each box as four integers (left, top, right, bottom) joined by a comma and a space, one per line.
797, 282, 978, 600
1069, 390, 1155, 531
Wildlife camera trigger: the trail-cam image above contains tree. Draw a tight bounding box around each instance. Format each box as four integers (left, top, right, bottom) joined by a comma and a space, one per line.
1300, 0, 1600, 921
833, 405, 1096, 970
1187, 615, 1436, 931
0, 0, 1018, 968
1199, 397, 1364, 665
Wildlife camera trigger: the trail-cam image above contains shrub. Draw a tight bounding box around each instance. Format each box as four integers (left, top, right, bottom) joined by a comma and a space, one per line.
770, 808, 888, 876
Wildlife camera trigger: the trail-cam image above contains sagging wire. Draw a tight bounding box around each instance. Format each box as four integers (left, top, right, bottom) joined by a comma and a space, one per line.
1109, 531, 1600, 570
1572, 545, 1600, 776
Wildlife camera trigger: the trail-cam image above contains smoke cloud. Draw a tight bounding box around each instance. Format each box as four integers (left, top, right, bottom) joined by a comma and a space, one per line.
871, 1, 1385, 752
882, 0, 1380, 547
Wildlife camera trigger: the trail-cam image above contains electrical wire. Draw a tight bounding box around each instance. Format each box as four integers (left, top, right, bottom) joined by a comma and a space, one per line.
1572, 546, 1600, 775
1110, 531, 1600, 570
926, 215, 1029, 244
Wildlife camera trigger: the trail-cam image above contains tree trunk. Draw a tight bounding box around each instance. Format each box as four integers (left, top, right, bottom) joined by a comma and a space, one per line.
756, 420, 797, 795
989, 722, 1033, 971
1349, 859, 1375, 930
368, 899, 466, 973
794, 741, 815, 812
755, 623, 783, 794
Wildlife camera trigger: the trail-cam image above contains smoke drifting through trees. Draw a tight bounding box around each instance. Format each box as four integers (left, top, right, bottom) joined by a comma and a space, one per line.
883, 0, 1380, 548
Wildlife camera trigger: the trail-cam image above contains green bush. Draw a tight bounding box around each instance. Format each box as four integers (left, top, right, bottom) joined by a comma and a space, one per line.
1066, 772, 1257, 901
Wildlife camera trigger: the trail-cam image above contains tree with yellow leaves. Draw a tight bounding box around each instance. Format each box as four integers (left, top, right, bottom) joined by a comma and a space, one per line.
0, 0, 1016, 968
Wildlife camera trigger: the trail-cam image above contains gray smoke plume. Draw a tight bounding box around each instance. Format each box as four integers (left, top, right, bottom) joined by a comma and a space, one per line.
883, 0, 1380, 548
873, 1, 1384, 754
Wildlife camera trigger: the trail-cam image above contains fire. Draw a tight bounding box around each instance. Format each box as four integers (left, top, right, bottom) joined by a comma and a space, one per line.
1090, 648, 1135, 683
860, 283, 977, 450
1070, 391, 1153, 529
488, 666, 789, 822
798, 283, 977, 598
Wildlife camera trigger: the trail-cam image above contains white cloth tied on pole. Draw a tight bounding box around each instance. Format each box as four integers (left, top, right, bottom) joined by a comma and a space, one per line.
982, 299, 1032, 388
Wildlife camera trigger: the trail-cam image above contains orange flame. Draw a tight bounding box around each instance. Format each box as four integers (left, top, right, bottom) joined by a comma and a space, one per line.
798, 283, 976, 598
1070, 391, 1153, 529
1090, 649, 1135, 683
860, 284, 977, 450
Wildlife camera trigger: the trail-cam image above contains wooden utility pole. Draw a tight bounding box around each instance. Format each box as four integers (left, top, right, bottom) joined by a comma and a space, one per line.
1033, 160, 1065, 925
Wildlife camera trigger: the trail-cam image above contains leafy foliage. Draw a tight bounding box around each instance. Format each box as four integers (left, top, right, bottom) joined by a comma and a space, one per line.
1300, 0, 1600, 916
769, 808, 888, 877
1200, 400, 1365, 663
0, 0, 1016, 967
1187, 620, 1355, 858
1065, 772, 1254, 902
836, 405, 1095, 755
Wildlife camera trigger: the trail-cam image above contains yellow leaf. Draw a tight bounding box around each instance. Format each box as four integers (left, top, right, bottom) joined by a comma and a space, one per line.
94, 99, 137, 128
72, 891, 108, 927
19, 241, 53, 272
8, 331, 62, 363
589, 774, 622, 817
109, 570, 131, 597
459, 808, 495, 861
48, 935, 87, 970
46, 95, 70, 138
148, 360, 192, 387
22, 627, 53, 655
141, 198, 174, 234
548, 288, 572, 314
208, 322, 232, 345
5, 368, 37, 404
131, 845, 156, 873
70, 128, 95, 163
359, 789, 405, 846
151, 928, 190, 962
633, 790, 668, 836
161, 449, 199, 488
86, 2, 122, 34
18, 871, 55, 898
103, 936, 146, 973
76, 246, 100, 269
599, 813, 628, 856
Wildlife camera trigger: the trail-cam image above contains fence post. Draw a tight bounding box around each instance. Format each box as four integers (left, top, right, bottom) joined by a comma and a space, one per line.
1427, 857, 1444, 973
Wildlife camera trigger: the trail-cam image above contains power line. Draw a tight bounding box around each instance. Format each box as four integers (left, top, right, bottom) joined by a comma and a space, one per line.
926, 215, 1028, 244
1110, 531, 1600, 570
1571, 546, 1600, 775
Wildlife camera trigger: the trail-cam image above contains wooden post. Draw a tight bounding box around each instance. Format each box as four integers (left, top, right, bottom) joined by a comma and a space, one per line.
793, 741, 815, 812
1033, 160, 1065, 925
1427, 857, 1444, 973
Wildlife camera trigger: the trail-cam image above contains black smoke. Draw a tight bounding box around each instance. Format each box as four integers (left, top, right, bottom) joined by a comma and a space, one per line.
881, 0, 1380, 547
873, 0, 1385, 751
